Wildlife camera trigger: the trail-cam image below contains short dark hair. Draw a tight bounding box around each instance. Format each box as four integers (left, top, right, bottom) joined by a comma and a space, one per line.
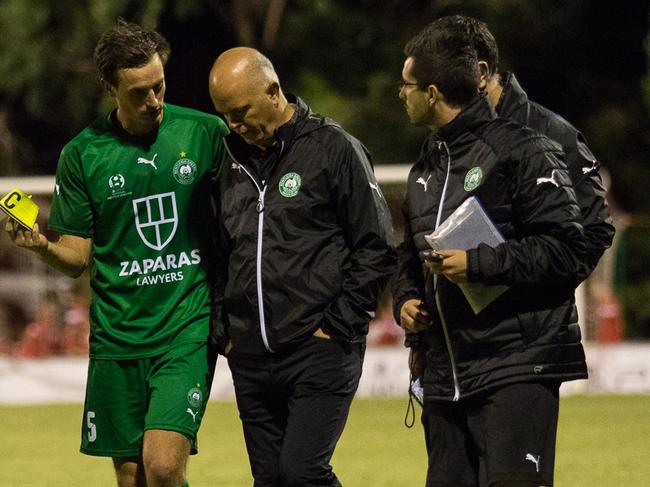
94, 19, 171, 88
404, 20, 480, 108
435, 15, 499, 76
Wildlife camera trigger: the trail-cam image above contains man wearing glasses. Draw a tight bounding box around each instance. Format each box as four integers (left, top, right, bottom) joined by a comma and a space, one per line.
393, 19, 588, 487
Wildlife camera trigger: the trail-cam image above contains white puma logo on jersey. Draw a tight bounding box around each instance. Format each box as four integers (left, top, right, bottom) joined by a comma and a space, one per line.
416, 175, 431, 192
137, 153, 158, 170
186, 408, 198, 423
525, 453, 541, 473
536, 169, 561, 188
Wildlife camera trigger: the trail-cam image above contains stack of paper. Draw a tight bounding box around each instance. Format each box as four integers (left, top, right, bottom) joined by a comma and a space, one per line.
424, 197, 508, 314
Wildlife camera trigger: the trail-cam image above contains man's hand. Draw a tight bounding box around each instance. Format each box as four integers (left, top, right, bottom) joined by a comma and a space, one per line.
4, 217, 91, 278
423, 249, 468, 284
4, 218, 48, 254
400, 299, 431, 332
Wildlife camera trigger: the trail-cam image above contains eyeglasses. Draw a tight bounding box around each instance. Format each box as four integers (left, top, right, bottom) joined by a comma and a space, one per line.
397, 81, 420, 91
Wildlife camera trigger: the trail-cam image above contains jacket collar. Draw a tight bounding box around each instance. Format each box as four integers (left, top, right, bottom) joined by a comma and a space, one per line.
437, 94, 496, 144
495, 72, 529, 119
224, 94, 325, 165
275, 94, 307, 145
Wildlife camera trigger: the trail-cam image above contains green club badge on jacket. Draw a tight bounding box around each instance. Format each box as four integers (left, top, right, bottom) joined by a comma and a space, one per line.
279, 172, 301, 197
464, 167, 483, 192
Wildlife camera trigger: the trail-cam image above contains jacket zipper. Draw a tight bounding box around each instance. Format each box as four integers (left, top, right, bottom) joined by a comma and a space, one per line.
255, 184, 272, 352
432, 141, 461, 401
223, 142, 275, 353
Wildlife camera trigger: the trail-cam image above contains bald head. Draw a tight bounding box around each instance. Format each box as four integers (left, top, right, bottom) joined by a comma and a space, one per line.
209, 47, 293, 149
209, 47, 278, 100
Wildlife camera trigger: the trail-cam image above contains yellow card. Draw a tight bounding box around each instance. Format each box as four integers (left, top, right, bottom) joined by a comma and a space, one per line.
0, 188, 40, 230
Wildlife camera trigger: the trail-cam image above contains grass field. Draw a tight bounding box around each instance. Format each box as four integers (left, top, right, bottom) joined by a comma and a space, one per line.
1, 395, 649, 486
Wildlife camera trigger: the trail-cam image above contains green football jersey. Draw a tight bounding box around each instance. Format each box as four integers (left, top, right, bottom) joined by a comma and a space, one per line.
49, 103, 228, 359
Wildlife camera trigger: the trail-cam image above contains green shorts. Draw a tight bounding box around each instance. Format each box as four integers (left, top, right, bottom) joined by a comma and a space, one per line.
80, 341, 215, 457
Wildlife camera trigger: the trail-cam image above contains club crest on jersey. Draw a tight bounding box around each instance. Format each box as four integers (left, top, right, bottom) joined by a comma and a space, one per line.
132, 192, 178, 250
279, 172, 301, 198
464, 167, 483, 192
173, 158, 197, 185
187, 386, 203, 408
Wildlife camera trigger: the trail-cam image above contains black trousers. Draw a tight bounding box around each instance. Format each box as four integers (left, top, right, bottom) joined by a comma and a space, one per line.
227, 335, 365, 487
422, 381, 560, 487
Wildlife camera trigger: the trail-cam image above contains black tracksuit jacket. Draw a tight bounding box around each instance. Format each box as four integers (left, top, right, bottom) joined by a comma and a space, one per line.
497, 73, 615, 283
392, 95, 588, 402
212, 95, 396, 355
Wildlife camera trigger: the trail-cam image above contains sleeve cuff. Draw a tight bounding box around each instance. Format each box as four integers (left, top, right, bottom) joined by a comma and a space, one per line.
466, 248, 481, 282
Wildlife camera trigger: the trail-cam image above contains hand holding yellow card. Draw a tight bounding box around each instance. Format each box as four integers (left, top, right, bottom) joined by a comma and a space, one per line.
0, 188, 40, 230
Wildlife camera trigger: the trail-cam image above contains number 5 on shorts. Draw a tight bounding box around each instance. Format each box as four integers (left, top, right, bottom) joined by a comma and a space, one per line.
87, 411, 97, 442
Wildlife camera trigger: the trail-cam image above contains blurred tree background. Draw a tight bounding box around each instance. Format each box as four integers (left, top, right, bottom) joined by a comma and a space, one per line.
0, 0, 648, 335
